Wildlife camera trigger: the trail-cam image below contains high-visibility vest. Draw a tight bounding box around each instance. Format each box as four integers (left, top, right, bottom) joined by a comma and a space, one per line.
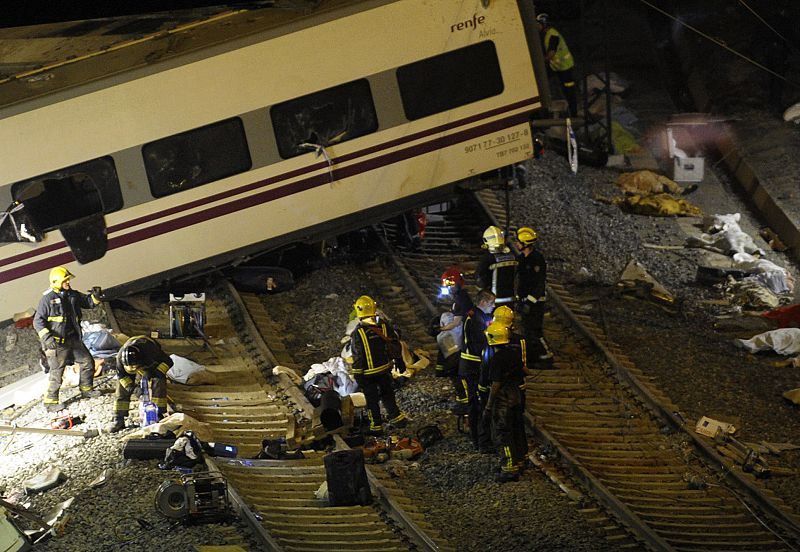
544, 27, 574, 72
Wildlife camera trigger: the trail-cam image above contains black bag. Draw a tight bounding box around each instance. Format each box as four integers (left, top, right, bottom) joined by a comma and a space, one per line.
323, 449, 372, 506
123, 438, 176, 460
304, 373, 337, 407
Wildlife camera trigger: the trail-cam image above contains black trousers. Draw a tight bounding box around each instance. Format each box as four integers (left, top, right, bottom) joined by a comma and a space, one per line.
114, 373, 168, 418
491, 392, 527, 473
44, 336, 95, 403
358, 371, 402, 430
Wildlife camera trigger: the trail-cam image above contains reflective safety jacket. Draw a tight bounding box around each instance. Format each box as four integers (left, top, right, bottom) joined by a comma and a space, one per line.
477, 250, 518, 304
543, 27, 574, 72
517, 249, 547, 305
459, 308, 492, 375
34, 288, 97, 345
115, 335, 173, 391
480, 334, 527, 393
351, 322, 397, 377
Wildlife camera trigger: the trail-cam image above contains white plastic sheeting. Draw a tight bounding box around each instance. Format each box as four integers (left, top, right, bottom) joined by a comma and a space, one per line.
735, 328, 800, 355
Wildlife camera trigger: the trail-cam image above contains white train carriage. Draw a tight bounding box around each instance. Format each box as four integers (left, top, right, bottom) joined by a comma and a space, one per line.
0, 0, 546, 322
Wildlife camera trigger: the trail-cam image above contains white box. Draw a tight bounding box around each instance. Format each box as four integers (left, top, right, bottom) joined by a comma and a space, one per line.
673, 156, 704, 182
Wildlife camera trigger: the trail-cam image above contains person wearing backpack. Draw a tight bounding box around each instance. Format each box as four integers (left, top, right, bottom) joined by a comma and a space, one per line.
350, 295, 408, 435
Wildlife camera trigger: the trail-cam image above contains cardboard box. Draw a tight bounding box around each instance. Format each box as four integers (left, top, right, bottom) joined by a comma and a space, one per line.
673, 156, 704, 182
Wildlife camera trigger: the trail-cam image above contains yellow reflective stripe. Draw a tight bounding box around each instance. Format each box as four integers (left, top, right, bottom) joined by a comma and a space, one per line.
119, 377, 133, 388
489, 260, 517, 269
156, 362, 170, 375
521, 339, 527, 369
357, 328, 375, 370
478, 384, 489, 393
54, 336, 65, 343
363, 363, 390, 375
43, 398, 61, 404
38, 328, 51, 337
461, 352, 481, 362
526, 295, 546, 303
503, 446, 514, 470
152, 398, 167, 407
79, 385, 93, 392
92, 295, 101, 305
47, 316, 64, 322
389, 412, 406, 423
114, 401, 130, 412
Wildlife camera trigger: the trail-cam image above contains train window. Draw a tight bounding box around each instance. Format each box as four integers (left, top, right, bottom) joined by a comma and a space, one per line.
270, 79, 378, 159
396, 41, 504, 121
143, 117, 252, 198
10, 156, 122, 232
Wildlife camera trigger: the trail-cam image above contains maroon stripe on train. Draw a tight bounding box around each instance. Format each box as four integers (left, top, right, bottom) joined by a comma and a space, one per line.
0, 109, 534, 284
0, 96, 537, 270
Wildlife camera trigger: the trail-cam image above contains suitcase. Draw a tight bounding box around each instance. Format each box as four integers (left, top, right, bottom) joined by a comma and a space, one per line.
323, 449, 372, 506
123, 438, 176, 460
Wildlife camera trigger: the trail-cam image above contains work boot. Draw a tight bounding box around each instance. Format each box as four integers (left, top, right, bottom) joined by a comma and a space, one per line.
81, 389, 102, 399
106, 417, 126, 434
44, 402, 65, 413
496, 470, 520, 483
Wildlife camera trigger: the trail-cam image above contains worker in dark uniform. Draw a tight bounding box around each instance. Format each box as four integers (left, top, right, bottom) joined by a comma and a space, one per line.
351, 295, 408, 435
515, 227, 553, 364
436, 267, 474, 413
34, 267, 103, 412
459, 289, 495, 449
537, 13, 578, 117
476, 226, 518, 306
106, 335, 172, 433
484, 322, 528, 482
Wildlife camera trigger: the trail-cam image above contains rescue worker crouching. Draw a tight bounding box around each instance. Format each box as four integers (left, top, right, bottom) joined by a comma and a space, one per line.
106, 336, 172, 433
350, 296, 408, 435
476, 226, 518, 306
484, 322, 528, 483
515, 227, 554, 364
33, 267, 104, 412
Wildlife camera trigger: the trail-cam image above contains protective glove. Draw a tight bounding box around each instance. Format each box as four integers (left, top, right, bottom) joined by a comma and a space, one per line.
91, 286, 105, 302
43, 336, 57, 350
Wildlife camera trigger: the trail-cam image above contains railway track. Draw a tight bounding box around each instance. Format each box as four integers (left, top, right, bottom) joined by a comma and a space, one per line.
110, 282, 453, 552
375, 188, 800, 551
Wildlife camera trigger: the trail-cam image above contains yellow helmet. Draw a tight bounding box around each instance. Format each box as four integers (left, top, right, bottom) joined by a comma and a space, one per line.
482, 226, 505, 252
492, 305, 514, 327
516, 227, 538, 246
49, 266, 74, 289
353, 295, 377, 318
485, 322, 510, 346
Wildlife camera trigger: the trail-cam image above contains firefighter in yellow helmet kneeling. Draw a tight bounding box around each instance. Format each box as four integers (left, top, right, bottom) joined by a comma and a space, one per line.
33, 266, 104, 412
350, 295, 408, 435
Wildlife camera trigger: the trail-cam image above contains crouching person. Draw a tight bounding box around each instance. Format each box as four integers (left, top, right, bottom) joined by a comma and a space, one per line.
484, 322, 528, 482
106, 336, 172, 433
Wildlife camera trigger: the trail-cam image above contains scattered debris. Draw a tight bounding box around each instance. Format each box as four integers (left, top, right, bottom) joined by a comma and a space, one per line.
723, 277, 780, 310
695, 416, 736, 438
735, 328, 800, 355
4, 333, 16, 353
614, 192, 703, 217
88, 468, 112, 488
759, 227, 788, 252
714, 435, 771, 478
617, 259, 675, 304
24, 467, 67, 493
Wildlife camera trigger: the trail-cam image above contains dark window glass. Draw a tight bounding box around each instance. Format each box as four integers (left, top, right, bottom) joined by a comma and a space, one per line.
396, 41, 504, 121
270, 79, 378, 159
143, 118, 252, 198
11, 156, 121, 232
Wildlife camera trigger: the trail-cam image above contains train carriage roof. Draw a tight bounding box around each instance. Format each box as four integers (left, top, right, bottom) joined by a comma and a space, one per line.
0, 0, 389, 112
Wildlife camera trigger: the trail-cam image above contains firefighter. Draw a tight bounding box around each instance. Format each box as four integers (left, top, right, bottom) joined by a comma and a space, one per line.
435, 267, 474, 413
515, 227, 553, 364
350, 295, 408, 435
34, 267, 103, 412
537, 13, 578, 117
484, 322, 528, 482
476, 226, 518, 305
106, 335, 172, 433
459, 289, 495, 449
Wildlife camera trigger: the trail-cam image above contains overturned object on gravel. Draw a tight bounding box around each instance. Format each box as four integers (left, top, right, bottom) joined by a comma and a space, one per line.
617, 259, 674, 304
735, 328, 800, 355
615, 170, 687, 195
614, 192, 702, 217
687, 213, 764, 257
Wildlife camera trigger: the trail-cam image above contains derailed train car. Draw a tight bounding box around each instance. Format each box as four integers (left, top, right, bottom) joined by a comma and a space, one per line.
0, 0, 547, 322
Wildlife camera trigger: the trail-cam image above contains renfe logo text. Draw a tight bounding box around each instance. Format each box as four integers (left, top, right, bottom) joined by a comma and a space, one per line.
451, 14, 486, 32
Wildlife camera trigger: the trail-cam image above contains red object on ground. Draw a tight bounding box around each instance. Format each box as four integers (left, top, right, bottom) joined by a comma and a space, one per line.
762, 304, 800, 328
14, 317, 33, 329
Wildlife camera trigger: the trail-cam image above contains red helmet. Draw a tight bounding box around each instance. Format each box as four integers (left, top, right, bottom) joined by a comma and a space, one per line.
441, 267, 465, 288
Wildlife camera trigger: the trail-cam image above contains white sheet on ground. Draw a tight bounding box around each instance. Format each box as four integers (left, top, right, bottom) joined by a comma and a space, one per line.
736, 328, 800, 355
167, 355, 205, 384
304, 356, 357, 397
